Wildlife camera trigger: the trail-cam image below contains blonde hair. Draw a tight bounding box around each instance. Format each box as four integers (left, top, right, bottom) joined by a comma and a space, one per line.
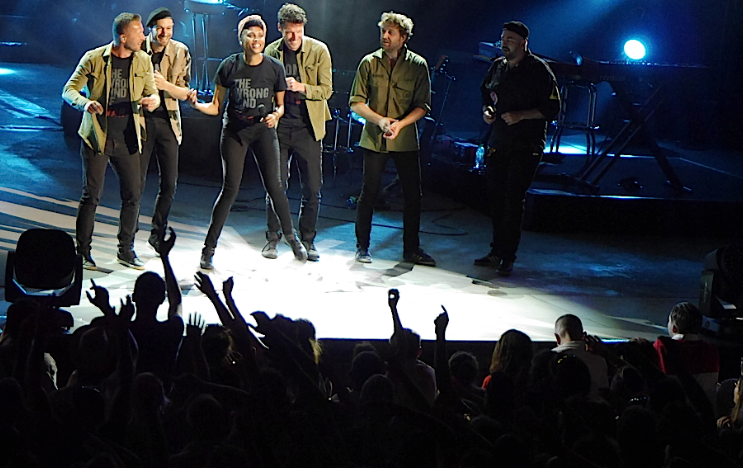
378, 11, 413, 39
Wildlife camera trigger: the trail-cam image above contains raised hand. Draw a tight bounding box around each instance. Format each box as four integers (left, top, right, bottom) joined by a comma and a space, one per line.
194, 271, 218, 300
250, 311, 272, 334
435, 306, 449, 337
86, 279, 115, 317
223, 276, 235, 299
159, 227, 176, 257
111, 295, 135, 330
388, 289, 400, 311
186, 312, 205, 338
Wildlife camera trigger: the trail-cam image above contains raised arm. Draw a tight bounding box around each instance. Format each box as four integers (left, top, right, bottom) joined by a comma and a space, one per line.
194, 273, 260, 381
158, 227, 182, 319
434, 307, 458, 405
86, 279, 116, 319
222, 277, 267, 358
388, 289, 403, 337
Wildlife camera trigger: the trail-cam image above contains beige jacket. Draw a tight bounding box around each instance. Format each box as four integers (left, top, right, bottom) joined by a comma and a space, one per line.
62, 43, 159, 154
144, 37, 192, 144
265, 36, 333, 141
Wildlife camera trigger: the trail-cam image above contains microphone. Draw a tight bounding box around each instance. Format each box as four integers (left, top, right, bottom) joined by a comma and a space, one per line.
257, 103, 267, 121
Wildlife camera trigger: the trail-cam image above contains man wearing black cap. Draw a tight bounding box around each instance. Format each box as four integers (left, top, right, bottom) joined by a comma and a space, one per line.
141, 7, 192, 254
475, 21, 560, 276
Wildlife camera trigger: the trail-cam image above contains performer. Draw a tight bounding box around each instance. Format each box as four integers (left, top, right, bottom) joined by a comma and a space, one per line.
189, 15, 307, 270
263, 3, 333, 262
140, 7, 192, 254
62, 12, 160, 270
350, 11, 435, 266
475, 21, 560, 276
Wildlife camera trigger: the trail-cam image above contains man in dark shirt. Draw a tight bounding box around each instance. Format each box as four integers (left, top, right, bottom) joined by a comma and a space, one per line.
62, 13, 160, 270
264, 3, 333, 262
475, 21, 560, 276
140, 8, 192, 255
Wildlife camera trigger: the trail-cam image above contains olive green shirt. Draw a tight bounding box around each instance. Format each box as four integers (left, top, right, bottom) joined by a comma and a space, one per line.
62, 43, 159, 154
265, 36, 333, 141
349, 46, 431, 153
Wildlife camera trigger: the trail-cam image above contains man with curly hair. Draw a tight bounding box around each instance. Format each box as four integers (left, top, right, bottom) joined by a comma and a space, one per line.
350, 12, 435, 266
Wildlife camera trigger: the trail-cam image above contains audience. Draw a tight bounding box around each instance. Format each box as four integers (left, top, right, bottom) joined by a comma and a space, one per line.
552, 313, 609, 399
654, 302, 720, 411
0, 229, 741, 468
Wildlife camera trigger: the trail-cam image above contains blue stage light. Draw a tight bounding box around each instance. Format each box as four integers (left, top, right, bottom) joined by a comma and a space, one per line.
623, 39, 646, 60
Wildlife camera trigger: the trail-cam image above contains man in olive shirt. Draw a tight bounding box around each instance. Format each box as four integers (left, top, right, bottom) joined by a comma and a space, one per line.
349, 11, 435, 266
264, 3, 332, 262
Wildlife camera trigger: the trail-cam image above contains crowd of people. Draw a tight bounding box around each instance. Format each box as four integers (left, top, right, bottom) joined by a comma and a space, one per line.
0, 228, 742, 467
45, 3, 743, 466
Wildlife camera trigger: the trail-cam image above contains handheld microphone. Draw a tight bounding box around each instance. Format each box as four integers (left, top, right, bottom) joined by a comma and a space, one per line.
257, 103, 267, 121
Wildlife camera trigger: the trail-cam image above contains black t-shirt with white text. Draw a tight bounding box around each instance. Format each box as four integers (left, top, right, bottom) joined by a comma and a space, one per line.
281, 44, 310, 127
106, 55, 136, 141
215, 53, 287, 131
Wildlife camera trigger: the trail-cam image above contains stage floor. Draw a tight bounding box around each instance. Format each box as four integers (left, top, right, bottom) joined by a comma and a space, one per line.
0, 62, 740, 344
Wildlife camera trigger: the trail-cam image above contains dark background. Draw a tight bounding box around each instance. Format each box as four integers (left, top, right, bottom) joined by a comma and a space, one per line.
2, 0, 742, 147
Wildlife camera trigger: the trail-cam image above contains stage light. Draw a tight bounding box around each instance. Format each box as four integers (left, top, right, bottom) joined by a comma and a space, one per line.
4, 229, 83, 308
699, 244, 743, 336
0, 68, 15, 76
623, 39, 646, 60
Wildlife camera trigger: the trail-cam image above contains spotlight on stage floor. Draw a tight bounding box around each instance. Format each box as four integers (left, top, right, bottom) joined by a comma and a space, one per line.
623, 39, 647, 60
4, 229, 82, 310
700, 245, 743, 336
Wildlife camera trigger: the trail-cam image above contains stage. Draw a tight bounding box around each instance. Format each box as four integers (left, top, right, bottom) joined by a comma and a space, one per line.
0, 63, 740, 349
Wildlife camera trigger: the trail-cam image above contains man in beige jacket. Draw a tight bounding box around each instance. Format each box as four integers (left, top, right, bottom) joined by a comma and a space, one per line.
62, 12, 160, 270
140, 7, 192, 255
263, 3, 332, 261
